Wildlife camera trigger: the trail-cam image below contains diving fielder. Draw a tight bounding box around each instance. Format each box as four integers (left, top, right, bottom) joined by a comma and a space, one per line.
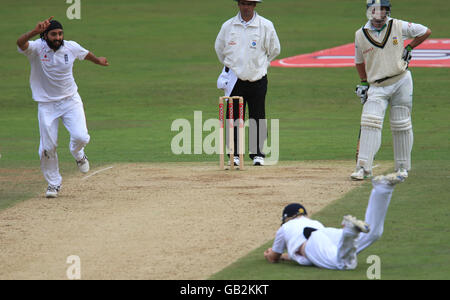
351, 0, 431, 180
264, 173, 405, 270
17, 17, 109, 198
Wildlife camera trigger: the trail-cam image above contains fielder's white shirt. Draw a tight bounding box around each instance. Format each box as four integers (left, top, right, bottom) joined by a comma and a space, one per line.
18, 38, 89, 102
215, 12, 281, 82
355, 18, 428, 64
272, 216, 325, 266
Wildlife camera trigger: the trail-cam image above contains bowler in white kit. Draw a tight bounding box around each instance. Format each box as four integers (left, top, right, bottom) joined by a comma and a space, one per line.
17, 17, 109, 198
264, 173, 405, 270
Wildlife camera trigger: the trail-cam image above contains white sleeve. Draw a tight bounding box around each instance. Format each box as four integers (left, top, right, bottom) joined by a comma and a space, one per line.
66, 41, 89, 60
265, 23, 281, 62
215, 24, 227, 65
401, 20, 428, 39
291, 253, 313, 266
271, 227, 286, 254
17, 39, 39, 56
354, 37, 364, 64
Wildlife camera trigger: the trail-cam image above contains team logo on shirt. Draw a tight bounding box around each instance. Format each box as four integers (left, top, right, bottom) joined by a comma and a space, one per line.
41, 54, 50, 62
393, 37, 399, 46
250, 40, 257, 49
363, 47, 374, 55
64, 54, 69, 63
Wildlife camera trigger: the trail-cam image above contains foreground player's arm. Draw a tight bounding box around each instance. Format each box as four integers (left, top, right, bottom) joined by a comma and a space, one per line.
402, 22, 432, 62
354, 39, 367, 82
356, 63, 367, 82
84, 52, 109, 66
408, 28, 432, 49
264, 248, 282, 263
17, 16, 53, 51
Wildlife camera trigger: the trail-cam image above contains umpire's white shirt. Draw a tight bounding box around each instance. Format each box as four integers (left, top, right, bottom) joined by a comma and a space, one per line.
215, 12, 281, 82
272, 217, 325, 265
18, 39, 89, 102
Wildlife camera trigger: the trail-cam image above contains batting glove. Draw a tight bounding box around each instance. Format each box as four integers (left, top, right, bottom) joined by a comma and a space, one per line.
355, 81, 369, 104
402, 44, 413, 64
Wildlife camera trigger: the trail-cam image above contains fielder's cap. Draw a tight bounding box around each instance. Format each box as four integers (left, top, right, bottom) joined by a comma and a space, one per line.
234, 0, 263, 3
281, 203, 307, 225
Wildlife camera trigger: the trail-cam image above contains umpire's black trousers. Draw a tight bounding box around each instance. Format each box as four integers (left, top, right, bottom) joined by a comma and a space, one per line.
227, 75, 268, 159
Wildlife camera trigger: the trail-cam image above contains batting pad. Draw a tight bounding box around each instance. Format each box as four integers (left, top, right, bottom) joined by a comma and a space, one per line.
390, 105, 413, 171
358, 101, 385, 171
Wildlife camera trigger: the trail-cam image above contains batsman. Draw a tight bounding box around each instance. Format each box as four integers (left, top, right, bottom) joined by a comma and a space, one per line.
351, 0, 431, 180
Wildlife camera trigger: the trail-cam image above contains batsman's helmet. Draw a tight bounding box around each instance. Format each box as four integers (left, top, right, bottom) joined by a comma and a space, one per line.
281, 203, 307, 225
234, 0, 263, 3
366, 0, 391, 21
366, 0, 391, 10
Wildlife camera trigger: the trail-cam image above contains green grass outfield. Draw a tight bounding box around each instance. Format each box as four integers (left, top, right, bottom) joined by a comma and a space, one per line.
0, 0, 449, 279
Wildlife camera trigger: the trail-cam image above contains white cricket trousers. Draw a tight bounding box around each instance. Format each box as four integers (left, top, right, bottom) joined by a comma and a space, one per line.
304, 180, 395, 270
357, 71, 414, 172
38, 93, 90, 187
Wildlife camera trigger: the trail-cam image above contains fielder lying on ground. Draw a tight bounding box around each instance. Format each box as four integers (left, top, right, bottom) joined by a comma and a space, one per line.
264, 172, 405, 270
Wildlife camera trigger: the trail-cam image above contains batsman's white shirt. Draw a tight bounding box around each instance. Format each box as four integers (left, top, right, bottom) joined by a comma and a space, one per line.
18, 38, 89, 102
354, 18, 428, 64
215, 12, 281, 82
272, 217, 325, 265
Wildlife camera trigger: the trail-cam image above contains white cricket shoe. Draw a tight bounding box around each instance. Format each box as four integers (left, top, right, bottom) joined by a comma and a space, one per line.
253, 156, 264, 166
342, 215, 370, 233
350, 167, 372, 181
396, 168, 408, 178
372, 173, 406, 186
46, 185, 60, 198
76, 155, 90, 173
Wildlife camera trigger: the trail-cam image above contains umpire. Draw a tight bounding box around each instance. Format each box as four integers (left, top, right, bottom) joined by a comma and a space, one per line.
215, 0, 281, 166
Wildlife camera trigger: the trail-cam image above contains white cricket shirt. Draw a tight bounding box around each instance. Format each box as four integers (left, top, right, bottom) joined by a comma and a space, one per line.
18, 38, 89, 102
272, 216, 325, 265
355, 18, 428, 64
215, 12, 281, 82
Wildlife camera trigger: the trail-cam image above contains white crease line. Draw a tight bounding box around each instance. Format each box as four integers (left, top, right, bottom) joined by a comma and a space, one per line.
82, 166, 114, 180
373, 164, 379, 169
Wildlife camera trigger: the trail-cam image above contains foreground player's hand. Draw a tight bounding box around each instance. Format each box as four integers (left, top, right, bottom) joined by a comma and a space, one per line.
264, 248, 273, 261
34, 16, 53, 34
355, 81, 369, 104
402, 45, 413, 64
97, 57, 109, 66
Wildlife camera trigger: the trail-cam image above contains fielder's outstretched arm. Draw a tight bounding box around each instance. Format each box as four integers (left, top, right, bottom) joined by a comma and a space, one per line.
84, 52, 109, 66
264, 248, 282, 263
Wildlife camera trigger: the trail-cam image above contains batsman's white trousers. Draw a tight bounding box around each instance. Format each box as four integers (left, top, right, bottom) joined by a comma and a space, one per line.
304, 180, 395, 270
38, 93, 90, 187
357, 70, 413, 172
